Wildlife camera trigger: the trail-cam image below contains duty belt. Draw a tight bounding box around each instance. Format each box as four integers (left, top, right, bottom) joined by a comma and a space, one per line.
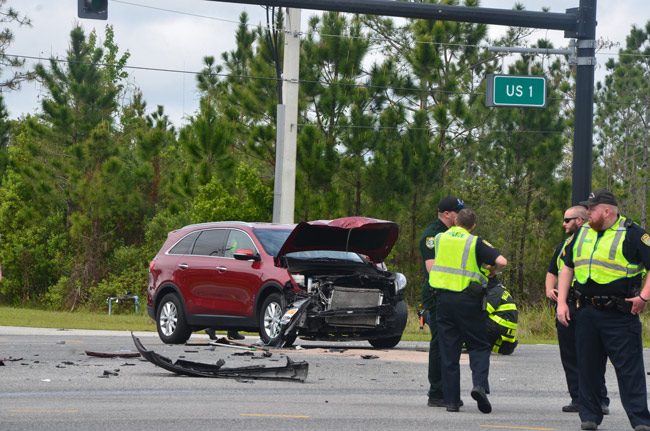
578, 295, 632, 313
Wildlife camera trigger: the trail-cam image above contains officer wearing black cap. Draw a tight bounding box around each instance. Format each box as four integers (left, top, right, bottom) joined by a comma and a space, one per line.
557, 189, 650, 431
545, 205, 609, 415
420, 195, 465, 407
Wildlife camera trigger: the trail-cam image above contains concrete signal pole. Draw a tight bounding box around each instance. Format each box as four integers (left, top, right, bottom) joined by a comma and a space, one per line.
272, 8, 301, 224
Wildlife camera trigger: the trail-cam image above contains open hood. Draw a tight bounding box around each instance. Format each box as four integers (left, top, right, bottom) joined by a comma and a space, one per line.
276, 216, 399, 263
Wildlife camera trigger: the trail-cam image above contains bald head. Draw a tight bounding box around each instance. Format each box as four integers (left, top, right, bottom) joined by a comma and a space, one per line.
563, 205, 588, 234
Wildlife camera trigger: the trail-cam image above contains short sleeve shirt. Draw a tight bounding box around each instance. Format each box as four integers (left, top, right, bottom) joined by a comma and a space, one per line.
475, 237, 501, 267
547, 242, 564, 276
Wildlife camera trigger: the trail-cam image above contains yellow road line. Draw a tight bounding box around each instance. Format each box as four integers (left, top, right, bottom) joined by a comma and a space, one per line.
240, 413, 310, 419
481, 425, 555, 431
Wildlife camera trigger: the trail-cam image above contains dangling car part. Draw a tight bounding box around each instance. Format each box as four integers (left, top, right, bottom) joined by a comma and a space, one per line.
132, 333, 308, 382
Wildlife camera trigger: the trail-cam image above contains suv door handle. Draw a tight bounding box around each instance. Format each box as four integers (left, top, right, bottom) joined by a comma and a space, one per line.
178, 263, 189, 269
215, 266, 228, 272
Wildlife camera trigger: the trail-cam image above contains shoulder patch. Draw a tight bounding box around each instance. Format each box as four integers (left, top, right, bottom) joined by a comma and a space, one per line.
425, 236, 435, 249
641, 233, 650, 247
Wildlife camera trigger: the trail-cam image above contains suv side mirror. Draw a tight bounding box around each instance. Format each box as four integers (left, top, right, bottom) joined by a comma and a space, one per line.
233, 248, 261, 261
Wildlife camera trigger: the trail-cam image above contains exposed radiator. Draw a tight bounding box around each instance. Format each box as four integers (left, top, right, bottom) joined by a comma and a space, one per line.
326, 287, 382, 327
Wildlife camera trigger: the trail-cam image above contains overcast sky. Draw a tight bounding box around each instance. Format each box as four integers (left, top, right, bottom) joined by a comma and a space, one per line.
3, 0, 649, 128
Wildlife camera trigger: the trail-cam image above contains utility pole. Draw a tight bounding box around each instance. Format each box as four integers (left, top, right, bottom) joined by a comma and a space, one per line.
272, 8, 301, 223
569, 0, 597, 205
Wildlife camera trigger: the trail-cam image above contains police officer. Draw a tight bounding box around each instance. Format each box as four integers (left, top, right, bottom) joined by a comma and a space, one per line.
429, 208, 507, 413
545, 205, 609, 414
420, 195, 464, 407
557, 189, 650, 431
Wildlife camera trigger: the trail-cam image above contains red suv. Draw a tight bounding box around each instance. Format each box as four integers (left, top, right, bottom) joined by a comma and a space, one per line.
147, 217, 408, 348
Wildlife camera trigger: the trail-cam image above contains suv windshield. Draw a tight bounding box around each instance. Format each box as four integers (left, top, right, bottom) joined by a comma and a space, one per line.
253, 228, 293, 256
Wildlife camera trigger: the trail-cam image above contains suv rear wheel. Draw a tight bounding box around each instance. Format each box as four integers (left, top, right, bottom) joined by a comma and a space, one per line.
156, 293, 192, 344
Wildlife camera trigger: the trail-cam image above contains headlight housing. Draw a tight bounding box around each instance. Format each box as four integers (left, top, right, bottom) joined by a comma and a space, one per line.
394, 272, 407, 294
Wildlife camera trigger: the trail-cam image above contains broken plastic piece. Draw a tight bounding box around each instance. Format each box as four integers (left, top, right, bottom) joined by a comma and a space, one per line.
361, 354, 379, 359
85, 350, 141, 358
132, 333, 308, 382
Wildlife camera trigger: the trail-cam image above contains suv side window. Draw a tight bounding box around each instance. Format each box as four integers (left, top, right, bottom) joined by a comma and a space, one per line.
192, 229, 228, 256
224, 230, 256, 258
168, 231, 200, 255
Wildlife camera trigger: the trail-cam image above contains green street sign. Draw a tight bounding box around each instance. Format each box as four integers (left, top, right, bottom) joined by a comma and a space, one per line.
485, 74, 546, 108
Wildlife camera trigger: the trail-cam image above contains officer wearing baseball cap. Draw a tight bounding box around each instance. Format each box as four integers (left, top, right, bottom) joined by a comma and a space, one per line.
557, 189, 650, 431
420, 195, 464, 407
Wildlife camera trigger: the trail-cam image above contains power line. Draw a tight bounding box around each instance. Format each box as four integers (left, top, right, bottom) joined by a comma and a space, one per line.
10, 52, 577, 103
111, 0, 650, 61
111, 0, 245, 25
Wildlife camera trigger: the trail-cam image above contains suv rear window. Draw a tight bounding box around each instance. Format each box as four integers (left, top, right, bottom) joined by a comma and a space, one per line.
192, 229, 228, 256
168, 231, 200, 255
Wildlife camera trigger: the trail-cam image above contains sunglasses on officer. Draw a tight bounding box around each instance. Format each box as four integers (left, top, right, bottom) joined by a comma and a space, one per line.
563, 217, 579, 223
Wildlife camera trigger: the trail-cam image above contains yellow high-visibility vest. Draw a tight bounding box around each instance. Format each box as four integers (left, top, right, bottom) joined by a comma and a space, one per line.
429, 226, 488, 292
573, 216, 643, 285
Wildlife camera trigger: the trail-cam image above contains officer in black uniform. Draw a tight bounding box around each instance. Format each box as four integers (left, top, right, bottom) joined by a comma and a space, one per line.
557, 189, 650, 431
545, 205, 609, 414
420, 195, 464, 407
429, 208, 507, 413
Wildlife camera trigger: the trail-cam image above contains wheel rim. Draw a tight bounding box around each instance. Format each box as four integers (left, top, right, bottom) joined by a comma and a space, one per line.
263, 301, 282, 339
159, 301, 178, 337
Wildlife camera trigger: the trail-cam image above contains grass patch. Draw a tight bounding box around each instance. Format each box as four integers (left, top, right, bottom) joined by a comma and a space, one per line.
0, 306, 155, 332
400, 304, 556, 344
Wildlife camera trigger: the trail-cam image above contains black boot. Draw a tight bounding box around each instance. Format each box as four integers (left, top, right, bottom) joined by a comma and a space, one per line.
228, 330, 245, 340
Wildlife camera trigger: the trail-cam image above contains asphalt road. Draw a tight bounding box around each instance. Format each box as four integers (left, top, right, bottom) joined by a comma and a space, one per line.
1, 326, 649, 431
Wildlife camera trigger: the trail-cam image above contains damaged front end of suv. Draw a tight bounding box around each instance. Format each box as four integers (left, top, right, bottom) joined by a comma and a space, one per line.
270, 218, 408, 348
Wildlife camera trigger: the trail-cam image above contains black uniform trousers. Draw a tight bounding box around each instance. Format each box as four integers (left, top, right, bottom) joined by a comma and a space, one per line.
436, 288, 490, 405
425, 293, 443, 400
575, 305, 650, 428
556, 299, 609, 406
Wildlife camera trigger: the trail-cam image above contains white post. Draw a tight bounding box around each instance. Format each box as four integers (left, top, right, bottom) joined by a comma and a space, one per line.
272, 7, 301, 224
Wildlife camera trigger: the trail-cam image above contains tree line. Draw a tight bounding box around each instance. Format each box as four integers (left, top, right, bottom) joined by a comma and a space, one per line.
0, 2, 649, 310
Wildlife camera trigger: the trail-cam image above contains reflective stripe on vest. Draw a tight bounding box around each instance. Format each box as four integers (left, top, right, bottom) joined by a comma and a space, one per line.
428, 226, 488, 292
488, 313, 517, 330
573, 217, 643, 284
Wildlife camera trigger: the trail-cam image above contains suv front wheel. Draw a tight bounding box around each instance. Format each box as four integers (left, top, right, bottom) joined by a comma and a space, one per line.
156, 293, 192, 344
259, 293, 286, 345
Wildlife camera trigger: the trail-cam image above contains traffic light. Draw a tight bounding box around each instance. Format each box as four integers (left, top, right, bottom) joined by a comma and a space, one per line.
78, 0, 108, 20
